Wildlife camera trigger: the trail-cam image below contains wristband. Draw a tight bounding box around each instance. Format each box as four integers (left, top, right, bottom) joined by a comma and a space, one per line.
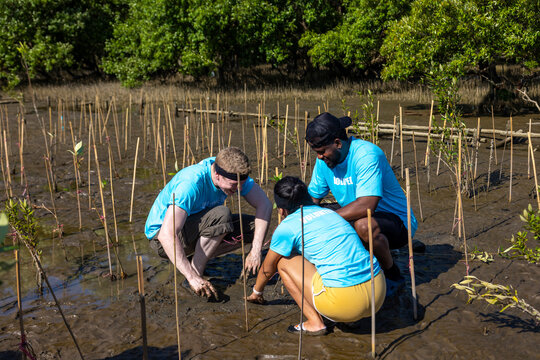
252, 287, 263, 296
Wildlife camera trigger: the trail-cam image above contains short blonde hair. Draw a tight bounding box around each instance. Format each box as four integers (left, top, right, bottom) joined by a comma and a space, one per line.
215, 147, 250, 176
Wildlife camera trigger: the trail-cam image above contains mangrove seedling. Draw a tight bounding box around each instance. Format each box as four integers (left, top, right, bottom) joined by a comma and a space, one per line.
5, 198, 42, 291
499, 204, 540, 264
452, 276, 540, 323
469, 247, 494, 264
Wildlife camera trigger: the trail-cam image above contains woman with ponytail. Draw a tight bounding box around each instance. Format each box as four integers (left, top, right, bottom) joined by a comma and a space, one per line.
248, 176, 386, 335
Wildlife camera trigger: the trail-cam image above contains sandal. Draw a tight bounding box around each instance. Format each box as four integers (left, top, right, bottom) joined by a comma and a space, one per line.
287, 322, 327, 336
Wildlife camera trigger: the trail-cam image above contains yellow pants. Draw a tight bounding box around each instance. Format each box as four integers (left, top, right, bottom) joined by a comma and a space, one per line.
312, 272, 386, 322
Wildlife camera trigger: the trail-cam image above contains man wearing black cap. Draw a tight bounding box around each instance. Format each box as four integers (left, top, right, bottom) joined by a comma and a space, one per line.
305, 112, 418, 296
145, 147, 272, 299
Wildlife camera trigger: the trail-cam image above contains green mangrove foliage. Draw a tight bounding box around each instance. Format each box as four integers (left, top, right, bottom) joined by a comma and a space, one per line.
5, 198, 42, 289
0, 0, 538, 88
499, 204, 540, 264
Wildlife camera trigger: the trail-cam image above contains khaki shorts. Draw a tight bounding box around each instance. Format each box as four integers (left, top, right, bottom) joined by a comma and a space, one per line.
312, 271, 386, 323
149, 205, 255, 258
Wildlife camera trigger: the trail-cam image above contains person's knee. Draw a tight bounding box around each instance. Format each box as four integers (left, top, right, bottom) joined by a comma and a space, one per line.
353, 218, 369, 240
210, 205, 233, 224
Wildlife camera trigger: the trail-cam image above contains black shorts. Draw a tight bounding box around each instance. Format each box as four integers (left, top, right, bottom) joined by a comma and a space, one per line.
320, 202, 408, 249
149, 205, 255, 259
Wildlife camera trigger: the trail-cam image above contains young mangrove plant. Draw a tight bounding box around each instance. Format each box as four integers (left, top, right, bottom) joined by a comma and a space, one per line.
343, 90, 378, 144
5, 198, 42, 291
452, 275, 540, 323
499, 204, 540, 264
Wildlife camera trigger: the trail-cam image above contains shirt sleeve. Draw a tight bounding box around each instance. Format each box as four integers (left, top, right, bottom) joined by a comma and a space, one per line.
354, 153, 383, 198
269, 223, 295, 257
308, 159, 330, 199
173, 181, 200, 216
240, 176, 255, 196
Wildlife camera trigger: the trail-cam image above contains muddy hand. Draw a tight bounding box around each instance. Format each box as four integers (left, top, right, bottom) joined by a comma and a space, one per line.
191, 278, 218, 300
243, 251, 261, 277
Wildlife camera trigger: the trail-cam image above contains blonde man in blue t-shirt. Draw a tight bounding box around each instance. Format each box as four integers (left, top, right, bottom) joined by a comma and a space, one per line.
145, 147, 272, 299
305, 112, 419, 297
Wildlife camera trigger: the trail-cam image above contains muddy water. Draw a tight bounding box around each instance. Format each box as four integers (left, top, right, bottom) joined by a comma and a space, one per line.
0, 96, 539, 359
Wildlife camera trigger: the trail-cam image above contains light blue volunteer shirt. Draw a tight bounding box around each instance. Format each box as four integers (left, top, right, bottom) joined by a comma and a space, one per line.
144, 157, 254, 239
270, 205, 380, 288
308, 137, 417, 237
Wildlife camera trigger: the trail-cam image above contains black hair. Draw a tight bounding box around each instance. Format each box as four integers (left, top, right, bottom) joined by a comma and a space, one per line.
274, 176, 313, 213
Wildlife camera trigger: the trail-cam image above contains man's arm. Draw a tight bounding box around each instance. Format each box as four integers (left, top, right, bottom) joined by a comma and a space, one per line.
335, 196, 380, 222
158, 204, 217, 298
311, 196, 322, 205
243, 183, 272, 274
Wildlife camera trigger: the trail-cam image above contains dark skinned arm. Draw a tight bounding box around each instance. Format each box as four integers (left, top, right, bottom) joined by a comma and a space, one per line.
335, 196, 381, 222
246, 249, 283, 304
311, 196, 322, 205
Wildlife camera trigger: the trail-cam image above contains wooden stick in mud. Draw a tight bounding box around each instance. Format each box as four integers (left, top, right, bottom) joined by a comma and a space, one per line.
474, 118, 481, 179
108, 144, 119, 246
283, 105, 289, 167
399, 106, 404, 179
390, 115, 396, 165
412, 133, 424, 222
172, 194, 182, 360
93, 145, 114, 278
405, 169, 418, 320
486, 139, 494, 195
528, 119, 532, 179
15, 250, 27, 360
129, 137, 140, 223
237, 173, 249, 332
69, 122, 82, 230
457, 134, 469, 276
367, 209, 376, 358
491, 105, 498, 164
528, 132, 540, 210
3, 130, 12, 197
136, 255, 149, 360
298, 205, 305, 360
509, 116, 513, 203
424, 100, 434, 166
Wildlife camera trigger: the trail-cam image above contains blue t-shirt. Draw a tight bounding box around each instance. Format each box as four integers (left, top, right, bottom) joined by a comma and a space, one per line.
270, 205, 380, 288
144, 157, 254, 239
308, 137, 417, 237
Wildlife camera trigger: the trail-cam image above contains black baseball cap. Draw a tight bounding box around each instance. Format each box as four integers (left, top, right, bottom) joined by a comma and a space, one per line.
305, 112, 352, 148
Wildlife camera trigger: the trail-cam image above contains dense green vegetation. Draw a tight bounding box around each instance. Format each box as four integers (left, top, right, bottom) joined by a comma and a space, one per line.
1, 0, 538, 89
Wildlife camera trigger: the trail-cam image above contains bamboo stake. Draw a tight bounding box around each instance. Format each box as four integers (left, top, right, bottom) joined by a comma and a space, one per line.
298, 205, 305, 360
167, 105, 178, 166
3, 130, 12, 197
172, 194, 182, 360
15, 250, 27, 360
158, 128, 166, 187
405, 168, 418, 320
283, 105, 289, 167
436, 118, 447, 176
367, 209, 376, 358
499, 120, 509, 181
276, 102, 280, 157
390, 116, 396, 165
528, 119, 532, 179
69, 122, 82, 230
243, 83, 247, 151
487, 139, 493, 194
129, 137, 140, 223
412, 133, 423, 222
509, 116, 513, 203
237, 173, 249, 332
400, 107, 404, 179
136, 255, 149, 360
108, 144, 119, 246
424, 100, 434, 166
473, 118, 481, 178
457, 134, 469, 276
93, 145, 113, 278
528, 132, 540, 210
491, 105, 498, 164
88, 120, 92, 209
210, 123, 214, 157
